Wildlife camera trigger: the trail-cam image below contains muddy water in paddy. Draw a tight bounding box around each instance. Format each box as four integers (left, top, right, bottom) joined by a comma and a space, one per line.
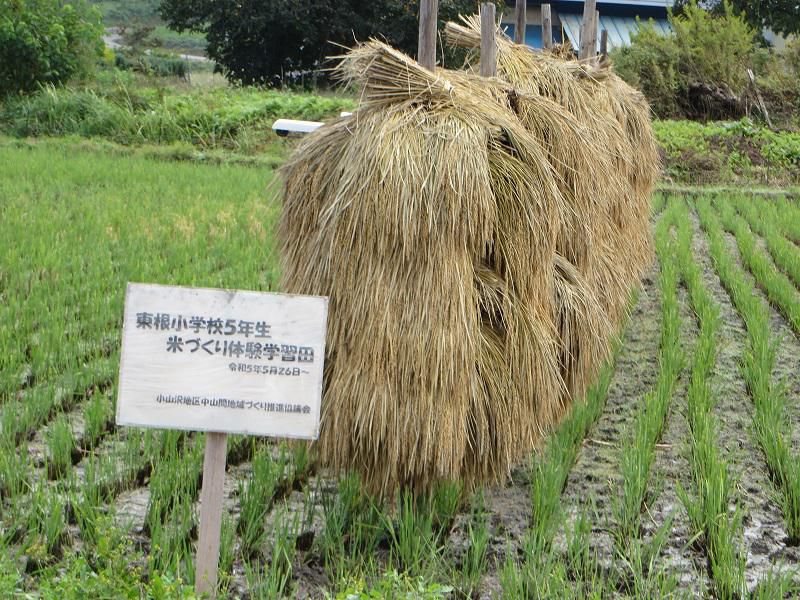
692, 210, 800, 590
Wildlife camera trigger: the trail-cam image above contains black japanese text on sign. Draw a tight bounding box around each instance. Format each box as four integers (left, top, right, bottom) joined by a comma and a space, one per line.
117, 283, 328, 439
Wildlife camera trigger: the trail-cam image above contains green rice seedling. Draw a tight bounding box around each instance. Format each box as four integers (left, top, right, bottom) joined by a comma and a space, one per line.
24, 483, 69, 568
0, 441, 29, 499
245, 504, 301, 598
217, 514, 237, 594
289, 441, 311, 486
714, 197, 800, 333
431, 481, 463, 535
238, 446, 286, 559
564, 509, 602, 587
456, 492, 489, 598
46, 415, 77, 480
696, 199, 800, 542
148, 496, 197, 584
615, 519, 679, 599
383, 491, 439, 578
71, 458, 105, 547
528, 357, 617, 551
318, 473, 386, 582
82, 392, 113, 450
144, 434, 203, 536
651, 193, 667, 216
751, 569, 800, 599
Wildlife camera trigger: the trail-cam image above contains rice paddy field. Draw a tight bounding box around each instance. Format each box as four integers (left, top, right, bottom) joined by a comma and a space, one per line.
2, 140, 800, 599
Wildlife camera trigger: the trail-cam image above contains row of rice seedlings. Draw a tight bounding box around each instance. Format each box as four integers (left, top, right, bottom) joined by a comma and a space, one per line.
244, 505, 305, 598
733, 196, 800, 287
713, 198, 800, 333
237, 445, 289, 559
499, 356, 618, 595
773, 197, 800, 245
144, 433, 205, 581
595, 200, 685, 598
314, 474, 467, 594
695, 200, 800, 543
672, 199, 746, 598
43, 391, 116, 480
455, 491, 490, 597
613, 201, 684, 553
0, 357, 117, 448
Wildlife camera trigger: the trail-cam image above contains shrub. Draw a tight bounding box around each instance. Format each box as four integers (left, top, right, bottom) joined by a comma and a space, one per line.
613, 2, 756, 119
0, 0, 104, 96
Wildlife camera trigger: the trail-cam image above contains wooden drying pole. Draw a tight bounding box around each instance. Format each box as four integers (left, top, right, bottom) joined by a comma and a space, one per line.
480, 3, 497, 77
418, 0, 439, 70
542, 4, 553, 49
579, 0, 597, 59
514, 0, 526, 44
600, 28, 608, 58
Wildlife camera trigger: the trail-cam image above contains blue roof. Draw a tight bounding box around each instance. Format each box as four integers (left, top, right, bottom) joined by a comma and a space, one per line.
560, 13, 671, 51
501, 23, 564, 47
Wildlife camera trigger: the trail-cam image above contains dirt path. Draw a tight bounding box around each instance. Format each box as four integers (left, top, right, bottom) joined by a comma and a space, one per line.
691, 209, 800, 591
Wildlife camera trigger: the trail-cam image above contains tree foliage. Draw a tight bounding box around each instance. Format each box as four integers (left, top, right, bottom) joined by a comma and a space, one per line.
675, 0, 800, 38
613, 2, 756, 119
0, 0, 104, 96
159, 0, 501, 85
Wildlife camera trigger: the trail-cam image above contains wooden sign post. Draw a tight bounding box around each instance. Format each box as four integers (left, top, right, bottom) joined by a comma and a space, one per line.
116, 283, 328, 598
196, 431, 227, 595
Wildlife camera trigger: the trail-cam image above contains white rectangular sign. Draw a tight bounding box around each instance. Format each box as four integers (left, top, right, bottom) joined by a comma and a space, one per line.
117, 283, 328, 439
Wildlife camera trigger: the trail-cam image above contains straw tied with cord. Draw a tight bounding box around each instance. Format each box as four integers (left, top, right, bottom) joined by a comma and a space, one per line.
277, 17, 659, 497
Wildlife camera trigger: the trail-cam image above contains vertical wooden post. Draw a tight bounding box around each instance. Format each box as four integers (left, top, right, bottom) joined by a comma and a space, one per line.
418, 0, 439, 71
514, 0, 526, 44
195, 432, 228, 598
591, 10, 600, 57
541, 4, 553, 49
480, 3, 497, 77
600, 28, 608, 58
578, 0, 596, 59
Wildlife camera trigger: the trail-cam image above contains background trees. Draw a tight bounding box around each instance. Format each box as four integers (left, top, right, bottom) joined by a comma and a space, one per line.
158, 0, 501, 85
0, 0, 104, 96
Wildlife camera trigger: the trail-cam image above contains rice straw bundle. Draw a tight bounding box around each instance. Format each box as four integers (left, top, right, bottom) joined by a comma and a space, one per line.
446, 16, 659, 396
279, 30, 657, 495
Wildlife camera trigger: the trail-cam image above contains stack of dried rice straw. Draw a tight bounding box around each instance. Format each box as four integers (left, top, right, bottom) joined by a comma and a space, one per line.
279, 17, 659, 496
